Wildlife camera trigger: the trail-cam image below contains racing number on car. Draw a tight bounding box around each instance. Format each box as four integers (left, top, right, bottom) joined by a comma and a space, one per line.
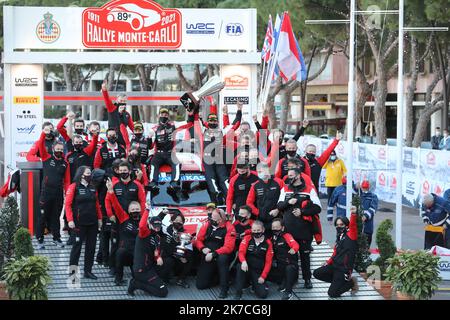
117, 12, 129, 21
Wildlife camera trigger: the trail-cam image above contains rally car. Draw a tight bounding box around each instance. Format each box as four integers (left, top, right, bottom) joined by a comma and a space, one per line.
106, 3, 161, 31
147, 152, 212, 236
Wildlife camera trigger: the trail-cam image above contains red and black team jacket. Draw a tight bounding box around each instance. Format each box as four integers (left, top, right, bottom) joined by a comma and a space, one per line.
65, 182, 103, 226
238, 235, 273, 280
130, 135, 153, 164
233, 219, 254, 249
36, 132, 70, 194
66, 133, 99, 182
271, 232, 300, 265
226, 172, 259, 214
326, 211, 358, 273
93, 142, 127, 175
105, 179, 146, 218
194, 221, 236, 255
275, 155, 311, 180
277, 174, 323, 243
134, 210, 162, 273
246, 178, 285, 224
26, 136, 56, 162
108, 191, 140, 253
304, 139, 339, 190
102, 89, 134, 151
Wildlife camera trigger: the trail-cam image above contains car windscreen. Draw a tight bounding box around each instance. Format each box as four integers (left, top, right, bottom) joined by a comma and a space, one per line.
150, 175, 211, 207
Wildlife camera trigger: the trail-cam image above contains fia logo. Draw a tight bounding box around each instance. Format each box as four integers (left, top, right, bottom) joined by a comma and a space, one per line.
226, 23, 243, 36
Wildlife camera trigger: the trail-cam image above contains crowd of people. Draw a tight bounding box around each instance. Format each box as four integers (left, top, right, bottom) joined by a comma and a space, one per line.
24, 79, 450, 300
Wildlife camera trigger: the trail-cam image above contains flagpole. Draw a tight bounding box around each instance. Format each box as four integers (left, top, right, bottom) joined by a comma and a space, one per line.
258, 59, 267, 112
261, 51, 279, 109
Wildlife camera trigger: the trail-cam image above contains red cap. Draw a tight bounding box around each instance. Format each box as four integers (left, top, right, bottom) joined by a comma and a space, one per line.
342, 176, 347, 184
361, 180, 370, 189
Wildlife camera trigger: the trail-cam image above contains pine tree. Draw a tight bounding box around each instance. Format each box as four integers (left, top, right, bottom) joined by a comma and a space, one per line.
352, 192, 372, 272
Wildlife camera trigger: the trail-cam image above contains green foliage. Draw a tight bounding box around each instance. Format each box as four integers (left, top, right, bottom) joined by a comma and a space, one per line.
2, 256, 52, 300
373, 219, 396, 279
352, 193, 372, 273
385, 251, 441, 300
13, 228, 34, 259
0, 197, 20, 275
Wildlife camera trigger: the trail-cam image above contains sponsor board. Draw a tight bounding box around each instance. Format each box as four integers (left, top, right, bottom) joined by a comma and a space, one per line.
13, 96, 40, 104
223, 96, 249, 105
14, 78, 39, 87
224, 75, 248, 89
36, 12, 61, 44
186, 22, 215, 35
225, 23, 243, 36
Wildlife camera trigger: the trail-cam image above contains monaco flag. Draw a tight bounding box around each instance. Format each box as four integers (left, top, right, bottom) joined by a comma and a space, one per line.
276, 12, 302, 82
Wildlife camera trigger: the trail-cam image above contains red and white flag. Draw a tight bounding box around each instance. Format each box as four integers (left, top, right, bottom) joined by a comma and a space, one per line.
276, 12, 302, 82
261, 15, 273, 63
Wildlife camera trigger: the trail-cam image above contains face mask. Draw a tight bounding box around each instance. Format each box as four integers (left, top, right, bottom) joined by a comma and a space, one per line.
436, 132, 441, 136
74, 144, 83, 151
210, 220, 219, 227
134, 133, 143, 139
83, 175, 92, 183
237, 215, 248, 223
46, 131, 55, 139
173, 222, 183, 231
272, 229, 282, 237
306, 153, 316, 161
336, 226, 346, 235
286, 150, 297, 157
54, 151, 63, 159
159, 117, 169, 124
108, 136, 117, 144
120, 172, 130, 180
252, 232, 263, 239
330, 155, 337, 161
238, 171, 248, 178
130, 211, 140, 220
209, 123, 218, 129
75, 129, 84, 135
116, 102, 126, 107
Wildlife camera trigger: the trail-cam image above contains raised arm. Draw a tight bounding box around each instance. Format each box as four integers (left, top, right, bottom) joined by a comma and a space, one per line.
83, 132, 99, 157
317, 136, 340, 167
37, 131, 51, 161
101, 80, 117, 113
56, 115, 71, 142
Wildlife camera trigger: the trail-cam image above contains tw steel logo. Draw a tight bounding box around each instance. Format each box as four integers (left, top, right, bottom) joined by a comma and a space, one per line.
82, 0, 182, 49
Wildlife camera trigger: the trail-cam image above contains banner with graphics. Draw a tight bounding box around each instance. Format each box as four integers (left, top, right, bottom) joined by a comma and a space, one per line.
9, 2, 256, 51
294, 137, 450, 208
10, 65, 44, 163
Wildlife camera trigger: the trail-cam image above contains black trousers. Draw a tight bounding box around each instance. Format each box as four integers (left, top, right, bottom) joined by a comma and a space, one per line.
235, 264, 269, 299
37, 192, 63, 241
268, 261, 299, 293
297, 239, 312, 281
109, 222, 120, 268
133, 269, 168, 297
196, 254, 230, 291
160, 253, 194, 282
97, 217, 113, 265
69, 224, 98, 273
313, 264, 353, 298
364, 232, 373, 248
203, 162, 228, 200
424, 230, 450, 249
327, 187, 336, 203
115, 248, 134, 280
150, 151, 180, 183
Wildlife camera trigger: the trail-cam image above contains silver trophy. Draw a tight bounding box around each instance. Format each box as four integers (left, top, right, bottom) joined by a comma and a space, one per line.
176, 232, 192, 256
180, 75, 225, 112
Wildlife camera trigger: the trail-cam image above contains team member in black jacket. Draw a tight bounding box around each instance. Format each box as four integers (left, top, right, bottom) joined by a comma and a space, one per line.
313, 206, 359, 297
107, 180, 140, 285
35, 130, 70, 249
157, 212, 193, 289
277, 168, 322, 289
234, 220, 273, 300
130, 121, 152, 165
194, 208, 236, 298
233, 205, 254, 249
246, 162, 285, 234
66, 166, 103, 280
127, 212, 168, 297
66, 133, 99, 182
268, 218, 300, 300
226, 163, 258, 217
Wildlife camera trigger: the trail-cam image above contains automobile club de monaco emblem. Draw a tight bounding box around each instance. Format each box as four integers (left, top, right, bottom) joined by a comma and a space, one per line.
36, 12, 61, 44
82, 0, 182, 48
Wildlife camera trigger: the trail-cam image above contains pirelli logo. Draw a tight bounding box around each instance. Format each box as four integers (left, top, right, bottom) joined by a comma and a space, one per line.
13, 96, 40, 104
